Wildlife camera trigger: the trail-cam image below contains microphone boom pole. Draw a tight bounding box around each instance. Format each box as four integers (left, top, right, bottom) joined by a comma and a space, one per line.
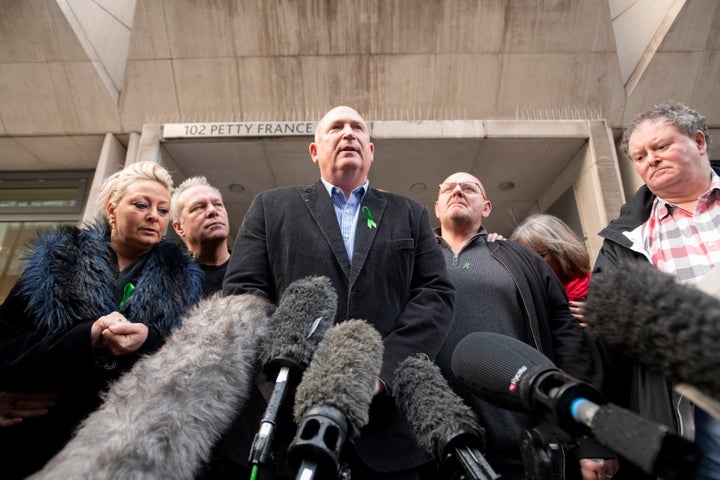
248, 276, 337, 475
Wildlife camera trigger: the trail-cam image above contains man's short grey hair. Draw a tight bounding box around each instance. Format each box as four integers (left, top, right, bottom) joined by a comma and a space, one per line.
170, 176, 223, 223
620, 102, 711, 161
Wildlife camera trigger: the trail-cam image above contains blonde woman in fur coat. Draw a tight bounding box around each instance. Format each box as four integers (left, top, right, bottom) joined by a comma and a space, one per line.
0, 161, 203, 479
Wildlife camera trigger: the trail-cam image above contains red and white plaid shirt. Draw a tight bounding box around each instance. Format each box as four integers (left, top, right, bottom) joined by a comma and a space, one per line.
634, 171, 720, 283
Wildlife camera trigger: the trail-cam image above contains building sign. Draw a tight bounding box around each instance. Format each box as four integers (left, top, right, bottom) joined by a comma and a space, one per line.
163, 121, 317, 139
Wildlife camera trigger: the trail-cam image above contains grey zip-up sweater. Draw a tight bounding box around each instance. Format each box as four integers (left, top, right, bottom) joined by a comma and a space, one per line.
434, 228, 598, 471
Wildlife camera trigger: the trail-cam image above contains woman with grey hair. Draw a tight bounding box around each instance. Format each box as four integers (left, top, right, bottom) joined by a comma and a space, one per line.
0, 161, 203, 479
511, 213, 592, 320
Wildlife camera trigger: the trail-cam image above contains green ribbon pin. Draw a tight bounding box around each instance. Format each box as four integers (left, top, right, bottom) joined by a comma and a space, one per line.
463, 262, 470, 269
361, 206, 377, 229
118, 282, 135, 310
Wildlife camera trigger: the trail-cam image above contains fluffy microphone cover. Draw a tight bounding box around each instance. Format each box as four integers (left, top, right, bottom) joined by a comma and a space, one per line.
394, 354, 485, 457
292, 319, 383, 438
585, 260, 720, 399
260, 276, 337, 369
31, 293, 271, 480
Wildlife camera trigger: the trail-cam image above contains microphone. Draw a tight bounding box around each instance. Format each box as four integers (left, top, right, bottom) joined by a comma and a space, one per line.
287, 319, 383, 480
394, 354, 499, 480
585, 260, 720, 400
31, 293, 272, 480
451, 332, 701, 479
249, 276, 337, 472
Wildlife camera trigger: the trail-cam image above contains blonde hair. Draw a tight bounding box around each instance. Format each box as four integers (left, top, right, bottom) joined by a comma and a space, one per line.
510, 214, 590, 278
170, 176, 222, 223
96, 161, 174, 221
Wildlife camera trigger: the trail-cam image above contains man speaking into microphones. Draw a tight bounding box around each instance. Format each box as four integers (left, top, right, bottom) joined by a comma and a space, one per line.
223, 106, 455, 479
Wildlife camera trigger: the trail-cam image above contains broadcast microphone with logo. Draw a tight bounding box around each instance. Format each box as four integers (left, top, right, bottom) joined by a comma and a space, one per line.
248, 276, 337, 473
287, 319, 383, 480
451, 332, 701, 480
394, 353, 499, 480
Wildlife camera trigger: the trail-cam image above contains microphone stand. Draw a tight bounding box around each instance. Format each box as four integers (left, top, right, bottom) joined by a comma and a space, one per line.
447, 445, 500, 480
294, 461, 351, 480
288, 406, 349, 480
439, 426, 500, 480
519, 421, 575, 480
249, 358, 304, 478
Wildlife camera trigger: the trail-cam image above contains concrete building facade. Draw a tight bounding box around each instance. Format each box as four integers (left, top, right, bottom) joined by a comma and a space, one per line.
1, 0, 719, 299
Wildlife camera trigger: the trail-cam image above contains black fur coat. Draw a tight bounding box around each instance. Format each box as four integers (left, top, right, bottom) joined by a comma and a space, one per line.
0, 222, 203, 479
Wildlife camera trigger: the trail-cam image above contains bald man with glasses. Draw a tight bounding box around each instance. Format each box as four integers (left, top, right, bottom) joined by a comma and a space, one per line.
432, 172, 614, 480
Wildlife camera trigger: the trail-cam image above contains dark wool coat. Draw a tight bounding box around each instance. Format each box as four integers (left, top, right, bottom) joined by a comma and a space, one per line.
593, 184, 681, 475
0, 222, 203, 479
223, 181, 455, 473
595, 181, 703, 436
592, 166, 720, 480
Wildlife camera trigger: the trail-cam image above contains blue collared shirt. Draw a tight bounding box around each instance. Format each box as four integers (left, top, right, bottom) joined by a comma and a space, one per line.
321, 178, 369, 262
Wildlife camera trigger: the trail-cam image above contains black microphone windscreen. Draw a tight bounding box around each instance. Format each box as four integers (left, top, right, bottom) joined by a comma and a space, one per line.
451, 332, 555, 412
585, 260, 720, 398
261, 276, 337, 370
394, 354, 484, 457
292, 319, 383, 437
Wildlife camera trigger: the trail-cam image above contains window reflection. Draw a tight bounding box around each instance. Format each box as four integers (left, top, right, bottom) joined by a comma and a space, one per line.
0, 222, 74, 302
0, 188, 79, 208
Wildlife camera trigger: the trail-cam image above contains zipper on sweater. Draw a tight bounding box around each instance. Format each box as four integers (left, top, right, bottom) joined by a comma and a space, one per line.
675, 394, 691, 438
451, 252, 460, 267
492, 253, 542, 352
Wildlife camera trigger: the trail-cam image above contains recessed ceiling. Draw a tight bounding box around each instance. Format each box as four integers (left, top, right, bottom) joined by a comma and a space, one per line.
161, 133, 587, 238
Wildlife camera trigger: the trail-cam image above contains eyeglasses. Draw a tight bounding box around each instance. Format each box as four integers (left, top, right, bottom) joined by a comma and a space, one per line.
438, 182, 486, 198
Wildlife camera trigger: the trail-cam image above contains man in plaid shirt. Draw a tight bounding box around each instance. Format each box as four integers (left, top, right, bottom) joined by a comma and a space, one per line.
594, 102, 719, 480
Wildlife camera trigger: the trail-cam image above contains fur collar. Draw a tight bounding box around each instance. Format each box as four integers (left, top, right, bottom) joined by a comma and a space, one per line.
19, 223, 203, 334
